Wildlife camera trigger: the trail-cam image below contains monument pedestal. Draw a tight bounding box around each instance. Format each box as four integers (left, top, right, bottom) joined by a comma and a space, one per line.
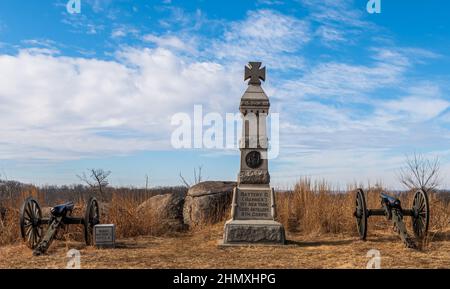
223, 219, 285, 244
222, 185, 285, 245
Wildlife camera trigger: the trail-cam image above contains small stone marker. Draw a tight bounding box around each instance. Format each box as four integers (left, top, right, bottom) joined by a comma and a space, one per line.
222, 62, 286, 245
94, 224, 116, 248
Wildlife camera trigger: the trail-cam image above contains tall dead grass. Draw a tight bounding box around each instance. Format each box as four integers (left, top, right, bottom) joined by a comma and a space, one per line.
105, 193, 172, 238
1, 180, 449, 247
276, 178, 450, 239
276, 179, 357, 235
0, 187, 42, 246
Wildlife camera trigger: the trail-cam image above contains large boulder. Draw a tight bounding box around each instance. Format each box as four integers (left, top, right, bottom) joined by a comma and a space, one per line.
137, 191, 186, 231
183, 181, 236, 227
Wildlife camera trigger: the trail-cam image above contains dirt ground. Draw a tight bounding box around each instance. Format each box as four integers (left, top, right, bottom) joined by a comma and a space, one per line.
0, 224, 449, 269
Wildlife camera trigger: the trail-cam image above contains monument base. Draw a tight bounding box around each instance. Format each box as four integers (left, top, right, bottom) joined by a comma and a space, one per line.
222, 219, 286, 245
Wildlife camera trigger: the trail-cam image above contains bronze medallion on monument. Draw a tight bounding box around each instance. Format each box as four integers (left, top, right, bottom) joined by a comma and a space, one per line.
245, 151, 262, 169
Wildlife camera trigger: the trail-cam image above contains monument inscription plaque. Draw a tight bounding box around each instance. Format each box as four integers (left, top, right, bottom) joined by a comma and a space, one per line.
94, 224, 116, 248
222, 62, 286, 245
236, 188, 272, 220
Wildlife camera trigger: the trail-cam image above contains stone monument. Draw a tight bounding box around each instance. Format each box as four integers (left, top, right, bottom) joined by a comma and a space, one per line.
222, 62, 285, 245
94, 224, 116, 248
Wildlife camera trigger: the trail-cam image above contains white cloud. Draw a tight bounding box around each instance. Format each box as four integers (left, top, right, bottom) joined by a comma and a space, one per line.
85, 0, 113, 13
1, 5, 449, 188
157, 7, 207, 31
61, 11, 105, 35
279, 48, 409, 103
0, 48, 241, 160
21, 47, 61, 56
272, 148, 405, 188
20, 39, 61, 56
257, 0, 284, 5
303, 0, 368, 26
143, 34, 196, 53
300, 0, 373, 44
211, 9, 310, 70
383, 96, 450, 121
111, 29, 126, 38
265, 44, 450, 188
111, 26, 139, 39
315, 26, 345, 43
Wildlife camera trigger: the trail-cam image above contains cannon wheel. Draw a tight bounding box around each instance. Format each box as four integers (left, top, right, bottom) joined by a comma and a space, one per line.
354, 189, 368, 240
84, 197, 100, 245
19, 197, 43, 249
412, 189, 429, 239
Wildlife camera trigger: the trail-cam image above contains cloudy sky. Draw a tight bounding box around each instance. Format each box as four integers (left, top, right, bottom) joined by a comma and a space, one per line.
0, 0, 449, 189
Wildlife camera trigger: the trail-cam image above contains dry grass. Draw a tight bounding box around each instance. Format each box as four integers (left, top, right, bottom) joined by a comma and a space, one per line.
0, 206, 20, 246
0, 223, 449, 269
105, 193, 173, 238
0, 192, 179, 246
276, 179, 450, 243
1, 179, 449, 268
277, 179, 355, 234
1, 180, 449, 243
0, 187, 42, 246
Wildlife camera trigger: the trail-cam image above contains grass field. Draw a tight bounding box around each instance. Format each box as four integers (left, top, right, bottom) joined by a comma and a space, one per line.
1, 180, 449, 269
1, 224, 449, 269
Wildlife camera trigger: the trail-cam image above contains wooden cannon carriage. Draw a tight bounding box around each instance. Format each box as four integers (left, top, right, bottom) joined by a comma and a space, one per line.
20, 197, 100, 255
354, 189, 429, 248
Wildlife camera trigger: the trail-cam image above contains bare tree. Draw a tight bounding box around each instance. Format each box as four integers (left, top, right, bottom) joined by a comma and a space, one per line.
398, 153, 441, 191
77, 169, 111, 200
179, 166, 203, 188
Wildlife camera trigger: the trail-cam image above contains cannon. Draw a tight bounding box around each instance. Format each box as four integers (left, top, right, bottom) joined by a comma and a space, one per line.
353, 189, 429, 248
19, 197, 100, 255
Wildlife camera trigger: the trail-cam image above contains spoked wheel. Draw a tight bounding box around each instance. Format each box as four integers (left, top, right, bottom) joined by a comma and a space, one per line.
354, 189, 368, 240
20, 197, 43, 249
412, 189, 429, 239
84, 197, 100, 245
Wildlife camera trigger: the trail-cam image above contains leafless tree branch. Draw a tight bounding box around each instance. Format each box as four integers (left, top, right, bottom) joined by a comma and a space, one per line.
77, 168, 111, 200
398, 153, 441, 191
179, 165, 203, 188
179, 172, 191, 188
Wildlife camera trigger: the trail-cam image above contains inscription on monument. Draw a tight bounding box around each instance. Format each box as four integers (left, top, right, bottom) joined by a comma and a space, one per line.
236, 189, 271, 220
94, 224, 116, 248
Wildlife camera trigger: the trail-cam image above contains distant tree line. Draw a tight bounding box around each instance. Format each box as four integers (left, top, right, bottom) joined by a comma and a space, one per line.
0, 179, 187, 207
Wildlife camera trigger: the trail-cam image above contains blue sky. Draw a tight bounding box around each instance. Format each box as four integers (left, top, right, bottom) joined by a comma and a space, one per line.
0, 0, 449, 189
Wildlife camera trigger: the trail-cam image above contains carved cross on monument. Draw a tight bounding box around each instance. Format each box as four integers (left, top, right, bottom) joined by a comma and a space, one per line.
244, 62, 266, 85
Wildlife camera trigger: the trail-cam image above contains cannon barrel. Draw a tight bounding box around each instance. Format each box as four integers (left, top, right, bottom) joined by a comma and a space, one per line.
380, 193, 398, 203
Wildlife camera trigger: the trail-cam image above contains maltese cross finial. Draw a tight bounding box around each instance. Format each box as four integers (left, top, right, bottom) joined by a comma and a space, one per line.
244, 62, 266, 85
